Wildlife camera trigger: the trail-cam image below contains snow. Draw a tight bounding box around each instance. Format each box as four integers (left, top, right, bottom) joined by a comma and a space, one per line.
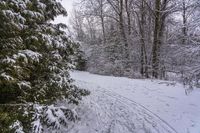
14, 50, 42, 62
23, 10, 43, 19
32, 104, 78, 133
10, 120, 25, 133
70, 71, 200, 133
10, 0, 27, 10
17, 81, 31, 90
2, 56, 16, 64
2, 9, 26, 27
32, 104, 44, 133
0, 72, 14, 81
52, 50, 62, 60
37, 1, 46, 10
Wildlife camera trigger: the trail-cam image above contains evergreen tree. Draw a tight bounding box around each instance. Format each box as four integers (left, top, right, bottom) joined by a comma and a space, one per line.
0, 0, 89, 132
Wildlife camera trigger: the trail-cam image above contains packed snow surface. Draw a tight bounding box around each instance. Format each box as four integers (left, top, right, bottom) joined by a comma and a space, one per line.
70, 71, 200, 133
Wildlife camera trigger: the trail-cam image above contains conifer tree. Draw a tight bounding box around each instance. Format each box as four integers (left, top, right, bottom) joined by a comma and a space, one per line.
0, 0, 89, 132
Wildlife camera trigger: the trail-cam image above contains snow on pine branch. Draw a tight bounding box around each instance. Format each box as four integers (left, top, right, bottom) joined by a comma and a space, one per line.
32, 104, 78, 133
23, 10, 44, 20
17, 81, 31, 90
0, 72, 14, 81
13, 50, 42, 63
10, 104, 80, 133
2, 56, 16, 64
10, 120, 25, 133
2, 10, 26, 29
9, 0, 27, 10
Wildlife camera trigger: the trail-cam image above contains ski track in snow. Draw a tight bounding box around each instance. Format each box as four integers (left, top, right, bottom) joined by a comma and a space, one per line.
69, 71, 200, 133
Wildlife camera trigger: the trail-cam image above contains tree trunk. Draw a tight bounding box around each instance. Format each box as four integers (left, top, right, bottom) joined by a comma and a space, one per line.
99, 0, 106, 43
152, 0, 168, 78
125, 0, 131, 35
139, 1, 146, 77
152, 0, 161, 78
119, 0, 129, 66
182, 0, 187, 45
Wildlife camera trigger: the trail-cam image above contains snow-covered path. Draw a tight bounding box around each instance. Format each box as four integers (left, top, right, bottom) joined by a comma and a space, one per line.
70, 71, 200, 133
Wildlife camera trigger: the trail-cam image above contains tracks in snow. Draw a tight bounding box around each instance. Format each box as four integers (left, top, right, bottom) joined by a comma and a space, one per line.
70, 80, 178, 133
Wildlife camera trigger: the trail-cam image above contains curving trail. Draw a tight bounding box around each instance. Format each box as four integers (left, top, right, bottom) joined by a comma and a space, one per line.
69, 71, 200, 133
68, 81, 176, 133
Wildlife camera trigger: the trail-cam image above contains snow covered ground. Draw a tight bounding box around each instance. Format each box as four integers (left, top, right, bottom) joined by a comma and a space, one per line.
69, 71, 200, 133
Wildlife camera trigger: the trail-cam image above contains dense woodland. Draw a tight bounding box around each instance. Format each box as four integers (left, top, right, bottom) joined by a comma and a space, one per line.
71, 0, 200, 87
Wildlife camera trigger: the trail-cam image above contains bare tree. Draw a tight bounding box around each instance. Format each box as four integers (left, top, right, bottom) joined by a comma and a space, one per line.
152, 0, 171, 78
107, 0, 129, 52
70, 0, 200, 83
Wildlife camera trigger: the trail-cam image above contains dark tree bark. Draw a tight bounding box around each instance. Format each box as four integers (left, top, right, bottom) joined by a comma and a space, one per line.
99, 0, 106, 43
182, 0, 187, 45
152, 0, 161, 78
152, 0, 168, 78
125, 0, 132, 35
118, 0, 130, 69
107, 0, 129, 60
138, 1, 148, 77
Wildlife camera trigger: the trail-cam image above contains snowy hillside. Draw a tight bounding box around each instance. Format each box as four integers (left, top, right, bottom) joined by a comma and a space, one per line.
69, 71, 200, 133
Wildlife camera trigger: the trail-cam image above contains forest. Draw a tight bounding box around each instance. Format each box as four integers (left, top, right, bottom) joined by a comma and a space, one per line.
71, 0, 200, 86
0, 0, 200, 133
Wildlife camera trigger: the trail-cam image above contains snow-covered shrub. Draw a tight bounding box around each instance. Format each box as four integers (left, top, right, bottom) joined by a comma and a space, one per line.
165, 45, 200, 91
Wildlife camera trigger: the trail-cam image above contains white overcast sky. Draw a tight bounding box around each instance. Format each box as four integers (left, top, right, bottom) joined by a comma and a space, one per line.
54, 0, 75, 24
